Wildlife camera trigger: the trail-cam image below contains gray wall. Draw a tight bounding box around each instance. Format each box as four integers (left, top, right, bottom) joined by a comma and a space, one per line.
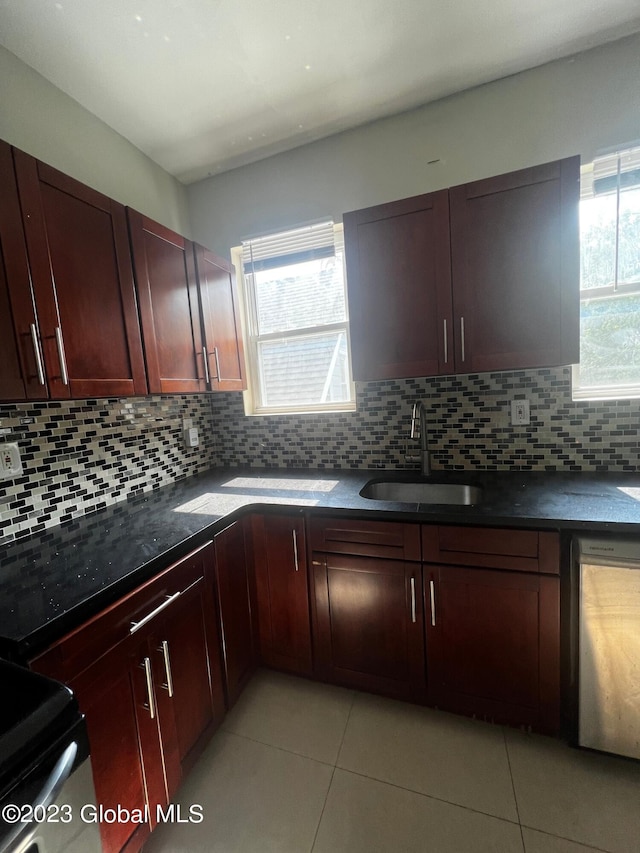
188, 33, 640, 256
0, 46, 191, 235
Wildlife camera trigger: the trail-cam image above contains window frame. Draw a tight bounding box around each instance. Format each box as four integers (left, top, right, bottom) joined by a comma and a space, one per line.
232, 222, 356, 416
572, 147, 640, 401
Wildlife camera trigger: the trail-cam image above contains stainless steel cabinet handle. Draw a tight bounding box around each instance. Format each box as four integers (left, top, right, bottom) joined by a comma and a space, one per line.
460, 317, 466, 362
202, 349, 210, 386
443, 319, 448, 364
55, 326, 69, 385
159, 639, 174, 697
429, 580, 436, 627
292, 528, 299, 571
130, 591, 181, 634
142, 657, 155, 719
410, 577, 417, 623
212, 346, 221, 380
30, 323, 46, 385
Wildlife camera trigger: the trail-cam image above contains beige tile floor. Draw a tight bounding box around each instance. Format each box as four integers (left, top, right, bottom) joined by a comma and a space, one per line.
144, 669, 640, 853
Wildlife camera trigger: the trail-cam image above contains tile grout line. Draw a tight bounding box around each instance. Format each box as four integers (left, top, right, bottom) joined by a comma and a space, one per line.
518, 825, 611, 853
334, 765, 524, 828
310, 690, 357, 852
502, 726, 526, 852
219, 728, 337, 769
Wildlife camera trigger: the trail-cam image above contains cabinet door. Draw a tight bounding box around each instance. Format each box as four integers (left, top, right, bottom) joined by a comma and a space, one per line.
152, 574, 225, 766
13, 150, 147, 399
128, 210, 206, 394
449, 157, 579, 372
0, 141, 46, 401
312, 553, 425, 700
344, 190, 453, 380
193, 244, 246, 391
251, 514, 312, 676
70, 643, 151, 853
425, 565, 560, 733
213, 520, 257, 706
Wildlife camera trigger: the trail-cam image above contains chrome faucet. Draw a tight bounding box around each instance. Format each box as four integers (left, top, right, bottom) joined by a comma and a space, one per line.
407, 401, 431, 476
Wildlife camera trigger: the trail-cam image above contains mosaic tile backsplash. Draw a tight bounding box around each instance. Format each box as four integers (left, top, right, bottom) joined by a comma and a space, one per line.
0, 396, 216, 543
1, 366, 638, 542
209, 366, 639, 473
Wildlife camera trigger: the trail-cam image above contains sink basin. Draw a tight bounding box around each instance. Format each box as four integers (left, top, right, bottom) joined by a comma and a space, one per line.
360, 480, 482, 505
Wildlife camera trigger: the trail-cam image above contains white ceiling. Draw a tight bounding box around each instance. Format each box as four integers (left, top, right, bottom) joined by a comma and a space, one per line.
1, 0, 640, 185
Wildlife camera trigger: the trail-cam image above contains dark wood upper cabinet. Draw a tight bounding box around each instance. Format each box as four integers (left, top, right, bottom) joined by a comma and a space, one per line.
250, 513, 312, 676
193, 244, 246, 391
128, 210, 206, 394
344, 190, 453, 380
449, 157, 580, 372
0, 141, 46, 401
13, 150, 147, 399
343, 156, 579, 381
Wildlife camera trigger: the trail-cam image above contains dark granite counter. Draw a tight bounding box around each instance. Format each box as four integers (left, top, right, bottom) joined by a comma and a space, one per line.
1, 467, 639, 660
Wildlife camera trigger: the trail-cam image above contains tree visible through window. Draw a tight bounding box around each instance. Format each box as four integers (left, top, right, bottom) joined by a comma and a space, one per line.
574, 147, 640, 399
238, 222, 355, 414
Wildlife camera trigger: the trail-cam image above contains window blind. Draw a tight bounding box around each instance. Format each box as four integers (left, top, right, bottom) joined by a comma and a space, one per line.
241, 221, 336, 273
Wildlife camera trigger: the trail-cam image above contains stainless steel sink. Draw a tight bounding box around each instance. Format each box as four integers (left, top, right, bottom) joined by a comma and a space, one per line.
360, 480, 482, 505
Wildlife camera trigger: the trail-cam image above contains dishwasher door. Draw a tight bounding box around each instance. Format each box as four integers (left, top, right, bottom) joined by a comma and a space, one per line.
579, 537, 640, 759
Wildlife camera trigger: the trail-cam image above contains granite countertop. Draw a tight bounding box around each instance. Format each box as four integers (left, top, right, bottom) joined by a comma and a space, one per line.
1, 466, 639, 661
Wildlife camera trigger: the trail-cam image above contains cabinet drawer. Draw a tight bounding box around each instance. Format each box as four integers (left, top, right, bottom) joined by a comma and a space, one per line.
31, 540, 212, 681
422, 525, 559, 574
310, 516, 420, 561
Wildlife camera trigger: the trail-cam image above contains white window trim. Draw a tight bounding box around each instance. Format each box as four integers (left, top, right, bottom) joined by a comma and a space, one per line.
232, 223, 356, 416
572, 147, 640, 402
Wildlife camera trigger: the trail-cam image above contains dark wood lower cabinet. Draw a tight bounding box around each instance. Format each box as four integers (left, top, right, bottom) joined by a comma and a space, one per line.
250, 513, 312, 676
312, 552, 425, 701
154, 576, 225, 766
424, 564, 560, 733
29, 515, 563, 853
69, 644, 150, 853
213, 519, 257, 706
31, 542, 225, 853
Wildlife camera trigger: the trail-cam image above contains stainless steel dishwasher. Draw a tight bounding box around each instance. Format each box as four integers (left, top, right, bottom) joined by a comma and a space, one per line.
578, 537, 640, 760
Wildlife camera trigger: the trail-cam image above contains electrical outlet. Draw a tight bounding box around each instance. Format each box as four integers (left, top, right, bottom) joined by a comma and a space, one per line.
184, 426, 199, 448
511, 399, 530, 426
182, 417, 193, 430
0, 443, 23, 480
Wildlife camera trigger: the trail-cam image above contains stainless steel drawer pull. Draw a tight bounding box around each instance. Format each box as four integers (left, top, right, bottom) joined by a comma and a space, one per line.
410, 577, 417, 623
202, 349, 210, 386
293, 528, 299, 572
460, 317, 466, 362
429, 580, 436, 627
130, 591, 181, 634
213, 346, 221, 380
55, 326, 69, 385
142, 657, 155, 719
30, 323, 46, 386
443, 319, 448, 364
160, 640, 174, 697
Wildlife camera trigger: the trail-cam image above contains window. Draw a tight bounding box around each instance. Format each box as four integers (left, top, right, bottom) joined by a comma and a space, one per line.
573, 146, 640, 400
235, 221, 355, 415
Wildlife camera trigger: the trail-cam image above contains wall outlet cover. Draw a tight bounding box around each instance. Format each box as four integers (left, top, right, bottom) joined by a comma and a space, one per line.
0, 443, 23, 480
511, 399, 531, 426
